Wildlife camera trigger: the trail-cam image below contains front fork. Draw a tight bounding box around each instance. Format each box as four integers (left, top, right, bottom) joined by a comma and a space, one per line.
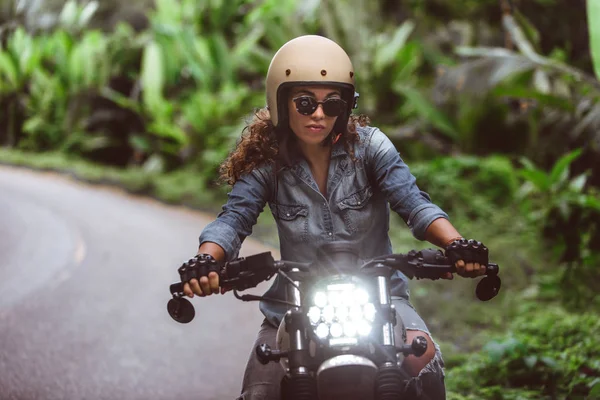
371, 263, 430, 400
256, 271, 317, 400
374, 266, 406, 400
282, 273, 316, 399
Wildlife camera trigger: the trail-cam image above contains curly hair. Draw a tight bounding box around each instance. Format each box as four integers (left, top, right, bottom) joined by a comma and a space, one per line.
219, 107, 370, 186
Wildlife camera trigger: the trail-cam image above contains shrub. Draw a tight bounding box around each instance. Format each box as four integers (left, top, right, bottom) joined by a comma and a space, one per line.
446, 306, 600, 399
409, 155, 519, 221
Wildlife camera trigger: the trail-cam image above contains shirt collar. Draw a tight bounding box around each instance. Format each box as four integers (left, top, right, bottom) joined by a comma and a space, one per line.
331, 140, 347, 158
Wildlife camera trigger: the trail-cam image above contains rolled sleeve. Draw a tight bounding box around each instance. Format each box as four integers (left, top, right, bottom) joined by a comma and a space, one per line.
199, 220, 243, 261
366, 127, 449, 240
407, 204, 449, 240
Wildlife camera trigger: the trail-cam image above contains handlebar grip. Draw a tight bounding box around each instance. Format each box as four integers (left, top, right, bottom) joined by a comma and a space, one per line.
413, 263, 455, 279
416, 262, 499, 278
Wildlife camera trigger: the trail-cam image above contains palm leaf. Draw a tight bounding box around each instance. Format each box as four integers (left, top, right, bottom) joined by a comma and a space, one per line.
491, 86, 574, 111
231, 25, 265, 73
58, 0, 79, 29
502, 12, 600, 91
396, 85, 458, 140
77, 1, 99, 29
434, 51, 536, 98
569, 103, 600, 140
550, 149, 583, 185
373, 21, 415, 75
140, 40, 165, 113
0, 51, 19, 91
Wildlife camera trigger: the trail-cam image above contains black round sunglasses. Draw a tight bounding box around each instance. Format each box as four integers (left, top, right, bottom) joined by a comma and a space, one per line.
292, 96, 347, 117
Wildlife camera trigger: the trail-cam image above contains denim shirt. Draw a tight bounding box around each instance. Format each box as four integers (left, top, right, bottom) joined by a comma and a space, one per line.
199, 125, 449, 327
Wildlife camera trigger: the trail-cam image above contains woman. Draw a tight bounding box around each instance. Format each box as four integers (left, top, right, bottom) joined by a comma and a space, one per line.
181, 35, 489, 399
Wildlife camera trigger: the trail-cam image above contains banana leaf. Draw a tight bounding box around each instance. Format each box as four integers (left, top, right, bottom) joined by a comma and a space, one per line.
549, 149, 583, 185
395, 85, 459, 140
58, 0, 79, 28
372, 20, 415, 75
140, 40, 165, 113
77, 1, 99, 29
0, 51, 18, 91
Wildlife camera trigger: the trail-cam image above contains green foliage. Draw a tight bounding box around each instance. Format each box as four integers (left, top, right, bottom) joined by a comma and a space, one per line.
1, 3, 599, 399
410, 155, 519, 221
446, 307, 600, 399
588, 0, 600, 80
0, 2, 137, 155
1, 0, 323, 177
431, 8, 600, 168
0, 26, 40, 92
3, 0, 599, 182
517, 149, 599, 222
517, 149, 600, 311
0, 147, 221, 209
57, 0, 99, 33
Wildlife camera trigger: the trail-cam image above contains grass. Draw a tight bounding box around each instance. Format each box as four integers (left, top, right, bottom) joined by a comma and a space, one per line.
0, 148, 224, 210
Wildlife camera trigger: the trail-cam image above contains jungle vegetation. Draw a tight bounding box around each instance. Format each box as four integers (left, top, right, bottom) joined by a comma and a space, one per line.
1, 1, 599, 398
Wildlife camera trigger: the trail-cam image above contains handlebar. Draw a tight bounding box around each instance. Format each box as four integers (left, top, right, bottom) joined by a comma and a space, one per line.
167, 249, 502, 323
364, 249, 499, 280
169, 252, 299, 297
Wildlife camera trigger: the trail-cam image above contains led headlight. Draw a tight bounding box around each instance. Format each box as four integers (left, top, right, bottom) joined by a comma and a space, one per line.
307, 280, 376, 346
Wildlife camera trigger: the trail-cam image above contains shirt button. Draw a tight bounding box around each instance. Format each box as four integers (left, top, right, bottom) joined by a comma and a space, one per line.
286, 213, 290, 217
328, 232, 332, 236
357, 201, 361, 205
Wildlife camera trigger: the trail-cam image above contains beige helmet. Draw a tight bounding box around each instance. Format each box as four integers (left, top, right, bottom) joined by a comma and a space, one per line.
266, 35, 358, 131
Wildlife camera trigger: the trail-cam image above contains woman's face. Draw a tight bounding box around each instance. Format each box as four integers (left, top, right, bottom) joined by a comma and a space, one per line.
287, 86, 342, 147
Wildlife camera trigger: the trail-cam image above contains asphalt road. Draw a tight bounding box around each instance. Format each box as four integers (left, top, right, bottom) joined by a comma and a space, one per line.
0, 166, 277, 400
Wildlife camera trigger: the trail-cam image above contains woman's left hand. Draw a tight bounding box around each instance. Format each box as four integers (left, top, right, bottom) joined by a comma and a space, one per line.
443, 238, 489, 279
441, 260, 487, 279
454, 259, 487, 278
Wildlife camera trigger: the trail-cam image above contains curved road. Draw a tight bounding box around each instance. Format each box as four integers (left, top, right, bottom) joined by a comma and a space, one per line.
0, 166, 277, 400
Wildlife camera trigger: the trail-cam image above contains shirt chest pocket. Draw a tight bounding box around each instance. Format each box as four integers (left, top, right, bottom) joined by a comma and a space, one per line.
269, 203, 309, 243
337, 186, 374, 234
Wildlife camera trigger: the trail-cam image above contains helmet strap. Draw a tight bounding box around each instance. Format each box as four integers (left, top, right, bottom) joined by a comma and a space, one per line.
353, 91, 360, 109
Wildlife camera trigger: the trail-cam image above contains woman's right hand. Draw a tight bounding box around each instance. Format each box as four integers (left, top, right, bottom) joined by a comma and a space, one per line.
182, 242, 227, 297
183, 272, 221, 297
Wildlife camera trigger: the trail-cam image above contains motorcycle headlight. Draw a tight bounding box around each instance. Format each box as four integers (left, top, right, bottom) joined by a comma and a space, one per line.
308, 281, 376, 346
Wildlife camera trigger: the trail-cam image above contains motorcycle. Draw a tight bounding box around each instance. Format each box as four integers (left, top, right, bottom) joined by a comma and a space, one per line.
167, 242, 501, 400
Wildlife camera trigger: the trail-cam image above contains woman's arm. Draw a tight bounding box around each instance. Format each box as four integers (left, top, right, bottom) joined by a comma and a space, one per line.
185, 166, 273, 297
424, 217, 462, 248
197, 242, 226, 260
365, 127, 449, 241
198, 166, 272, 261
365, 128, 486, 278
424, 215, 486, 278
